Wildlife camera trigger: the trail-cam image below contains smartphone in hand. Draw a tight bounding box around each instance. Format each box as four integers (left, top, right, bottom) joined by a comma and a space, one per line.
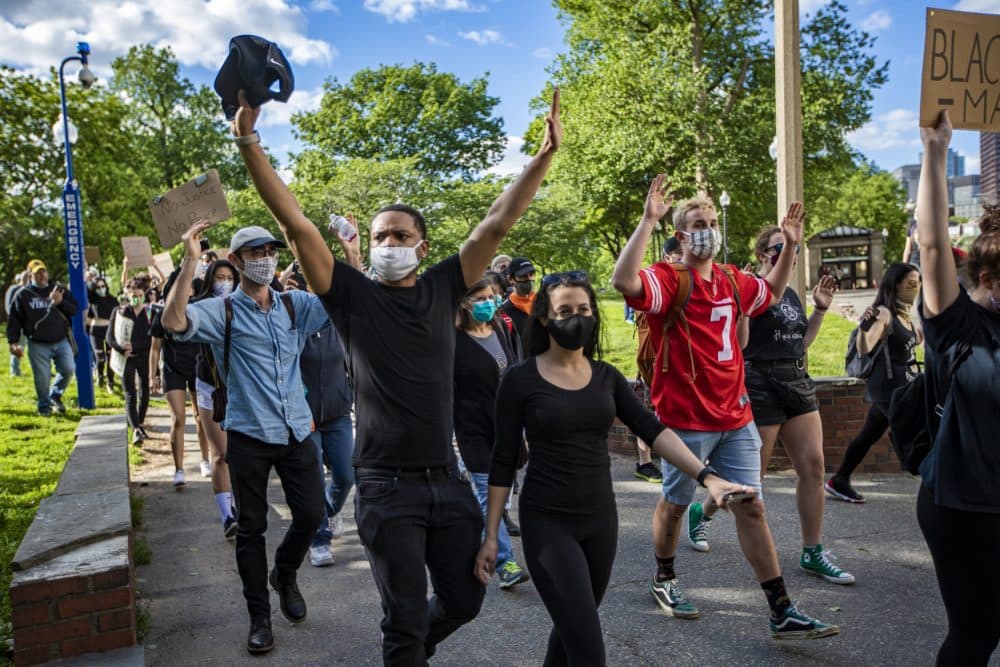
721, 489, 757, 507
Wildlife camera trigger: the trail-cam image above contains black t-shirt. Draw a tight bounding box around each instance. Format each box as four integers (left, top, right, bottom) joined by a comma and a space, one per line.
86, 294, 119, 336
866, 313, 919, 403
490, 358, 666, 515
318, 255, 466, 468
149, 306, 199, 378
744, 288, 807, 361
920, 288, 1000, 513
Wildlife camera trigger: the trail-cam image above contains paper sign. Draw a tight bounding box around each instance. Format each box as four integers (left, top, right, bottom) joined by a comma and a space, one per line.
84, 246, 101, 266
921, 8, 1000, 130
150, 252, 175, 278
148, 169, 231, 248
121, 236, 154, 268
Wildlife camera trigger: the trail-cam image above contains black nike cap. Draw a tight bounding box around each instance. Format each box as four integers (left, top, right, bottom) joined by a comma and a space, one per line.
214, 35, 294, 121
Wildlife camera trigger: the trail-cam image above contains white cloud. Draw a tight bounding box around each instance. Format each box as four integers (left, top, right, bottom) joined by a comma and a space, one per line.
458, 29, 506, 46
0, 0, 335, 76
257, 86, 326, 129
309, 0, 340, 12
485, 135, 531, 177
532, 47, 553, 59
953, 0, 1000, 11
363, 0, 474, 23
847, 108, 921, 152
860, 10, 892, 33
425, 33, 450, 46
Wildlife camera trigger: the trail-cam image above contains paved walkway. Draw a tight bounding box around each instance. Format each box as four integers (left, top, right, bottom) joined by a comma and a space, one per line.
130, 407, 994, 666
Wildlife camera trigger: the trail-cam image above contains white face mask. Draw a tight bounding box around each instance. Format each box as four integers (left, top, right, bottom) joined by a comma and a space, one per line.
212, 280, 235, 298
370, 239, 424, 282
241, 256, 278, 285
681, 228, 722, 260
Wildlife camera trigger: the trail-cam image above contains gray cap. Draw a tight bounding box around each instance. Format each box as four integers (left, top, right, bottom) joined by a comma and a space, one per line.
229, 225, 287, 255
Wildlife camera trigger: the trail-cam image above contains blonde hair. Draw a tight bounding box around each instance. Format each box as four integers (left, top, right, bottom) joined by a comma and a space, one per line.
672, 196, 716, 231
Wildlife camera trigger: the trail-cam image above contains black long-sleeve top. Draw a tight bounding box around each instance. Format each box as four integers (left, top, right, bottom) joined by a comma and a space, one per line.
6, 283, 78, 344
106, 305, 154, 355
490, 358, 666, 515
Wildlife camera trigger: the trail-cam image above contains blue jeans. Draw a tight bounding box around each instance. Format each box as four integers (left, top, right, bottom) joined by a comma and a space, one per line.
27, 339, 74, 412
661, 422, 763, 506
310, 415, 355, 547
10, 334, 26, 376
470, 472, 514, 573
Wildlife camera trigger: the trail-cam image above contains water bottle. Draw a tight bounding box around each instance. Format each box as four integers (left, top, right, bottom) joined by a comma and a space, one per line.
328, 214, 357, 242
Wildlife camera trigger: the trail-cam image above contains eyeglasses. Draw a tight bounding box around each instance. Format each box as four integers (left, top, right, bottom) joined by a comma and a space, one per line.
766, 242, 800, 256
541, 270, 589, 289
242, 247, 280, 260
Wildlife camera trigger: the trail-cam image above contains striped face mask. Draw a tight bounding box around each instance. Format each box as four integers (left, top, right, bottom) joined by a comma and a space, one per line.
681, 228, 721, 260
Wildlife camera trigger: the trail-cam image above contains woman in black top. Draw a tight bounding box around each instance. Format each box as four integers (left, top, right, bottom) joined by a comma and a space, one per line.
826, 262, 922, 503
454, 277, 529, 588
475, 272, 749, 666
915, 112, 1000, 666
86, 276, 118, 393
107, 276, 155, 444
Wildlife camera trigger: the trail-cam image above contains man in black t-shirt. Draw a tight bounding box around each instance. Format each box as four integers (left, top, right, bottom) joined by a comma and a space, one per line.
229, 87, 562, 664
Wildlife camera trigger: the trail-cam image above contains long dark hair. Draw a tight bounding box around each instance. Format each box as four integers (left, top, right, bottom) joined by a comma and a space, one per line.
193, 259, 240, 302
873, 262, 919, 312
526, 273, 602, 359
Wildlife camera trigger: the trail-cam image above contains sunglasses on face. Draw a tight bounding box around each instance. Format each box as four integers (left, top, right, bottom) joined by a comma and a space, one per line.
540, 270, 589, 289
766, 242, 800, 256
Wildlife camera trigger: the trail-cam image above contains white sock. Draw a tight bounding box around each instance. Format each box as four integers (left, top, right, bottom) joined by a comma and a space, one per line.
215, 492, 233, 521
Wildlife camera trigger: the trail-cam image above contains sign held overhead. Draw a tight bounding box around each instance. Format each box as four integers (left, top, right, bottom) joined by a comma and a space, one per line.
148, 169, 230, 249
921, 8, 1000, 131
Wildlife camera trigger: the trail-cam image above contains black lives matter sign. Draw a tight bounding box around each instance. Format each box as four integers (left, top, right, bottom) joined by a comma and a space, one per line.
921, 8, 1000, 131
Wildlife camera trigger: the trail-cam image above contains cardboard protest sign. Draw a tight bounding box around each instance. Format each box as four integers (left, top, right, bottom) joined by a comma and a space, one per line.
150, 252, 175, 278
121, 236, 154, 268
84, 246, 101, 266
921, 8, 1000, 130
148, 169, 230, 249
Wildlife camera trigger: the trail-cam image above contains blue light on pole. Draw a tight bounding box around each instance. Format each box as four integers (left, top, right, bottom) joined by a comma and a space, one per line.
58, 41, 97, 410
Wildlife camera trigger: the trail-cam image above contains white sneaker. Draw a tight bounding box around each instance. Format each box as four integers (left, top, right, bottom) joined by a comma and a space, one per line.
329, 514, 344, 539
309, 544, 334, 567
199, 460, 212, 478
173, 469, 186, 488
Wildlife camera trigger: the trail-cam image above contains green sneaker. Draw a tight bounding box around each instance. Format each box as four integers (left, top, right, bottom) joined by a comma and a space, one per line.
800, 546, 856, 585
497, 560, 530, 589
649, 577, 699, 619
770, 605, 839, 639
687, 502, 711, 552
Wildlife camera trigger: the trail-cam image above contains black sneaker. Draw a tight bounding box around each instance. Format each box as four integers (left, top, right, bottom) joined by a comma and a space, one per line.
824, 477, 865, 504
269, 569, 306, 623
223, 517, 238, 541
503, 510, 521, 537
635, 462, 663, 483
247, 616, 274, 654
51, 395, 66, 413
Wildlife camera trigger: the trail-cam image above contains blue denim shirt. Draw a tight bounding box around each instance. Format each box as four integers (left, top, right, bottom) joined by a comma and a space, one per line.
176, 287, 330, 445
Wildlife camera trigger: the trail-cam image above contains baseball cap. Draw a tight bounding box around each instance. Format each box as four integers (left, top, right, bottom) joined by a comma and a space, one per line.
506, 257, 536, 278
27, 259, 47, 273
229, 226, 287, 255
214, 35, 295, 121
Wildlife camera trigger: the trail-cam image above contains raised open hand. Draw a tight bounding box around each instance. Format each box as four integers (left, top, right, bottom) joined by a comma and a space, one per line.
812, 274, 838, 310
538, 87, 562, 154
780, 201, 805, 247
643, 174, 674, 223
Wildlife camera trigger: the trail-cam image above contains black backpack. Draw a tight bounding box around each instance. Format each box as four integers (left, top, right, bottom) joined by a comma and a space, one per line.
845, 319, 893, 380
888, 339, 971, 475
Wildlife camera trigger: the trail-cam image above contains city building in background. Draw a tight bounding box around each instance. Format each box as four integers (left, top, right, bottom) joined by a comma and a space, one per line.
983, 132, 1000, 206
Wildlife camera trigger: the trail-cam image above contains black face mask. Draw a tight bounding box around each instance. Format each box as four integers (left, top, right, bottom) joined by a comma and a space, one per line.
546, 315, 596, 352
514, 280, 534, 297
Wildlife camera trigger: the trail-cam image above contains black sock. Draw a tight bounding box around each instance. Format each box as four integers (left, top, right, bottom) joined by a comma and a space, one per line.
655, 556, 675, 582
761, 576, 791, 617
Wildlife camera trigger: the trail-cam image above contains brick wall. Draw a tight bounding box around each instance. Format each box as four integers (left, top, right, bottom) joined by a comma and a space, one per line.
609, 377, 899, 474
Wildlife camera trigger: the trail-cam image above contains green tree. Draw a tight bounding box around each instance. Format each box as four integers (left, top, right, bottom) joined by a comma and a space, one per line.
293, 63, 506, 180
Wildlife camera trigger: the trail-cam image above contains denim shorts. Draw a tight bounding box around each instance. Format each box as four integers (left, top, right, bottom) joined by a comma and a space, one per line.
661, 422, 763, 506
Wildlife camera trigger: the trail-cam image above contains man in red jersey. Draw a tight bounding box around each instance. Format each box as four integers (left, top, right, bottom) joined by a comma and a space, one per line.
612, 175, 837, 640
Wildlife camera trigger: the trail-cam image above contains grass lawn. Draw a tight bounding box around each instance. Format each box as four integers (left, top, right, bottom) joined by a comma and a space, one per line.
0, 331, 119, 656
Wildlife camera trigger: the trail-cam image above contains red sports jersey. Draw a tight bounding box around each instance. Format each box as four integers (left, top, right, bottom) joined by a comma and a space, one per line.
624, 262, 771, 431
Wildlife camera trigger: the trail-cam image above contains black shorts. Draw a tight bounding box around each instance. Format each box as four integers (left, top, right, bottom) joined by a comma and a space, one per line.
745, 361, 818, 426
162, 367, 197, 394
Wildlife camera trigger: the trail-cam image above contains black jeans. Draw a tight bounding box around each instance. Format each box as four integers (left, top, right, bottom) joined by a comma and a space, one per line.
917, 485, 1000, 666
835, 401, 890, 479
226, 430, 325, 619
355, 466, 485, 666
520, 505, 618, 667
122, 355, 149, 428
90, 333, 111, 386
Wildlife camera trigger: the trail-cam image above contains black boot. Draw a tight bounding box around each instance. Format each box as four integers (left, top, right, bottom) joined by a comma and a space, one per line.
247, 616, 273, 654
269, 569, 307, 623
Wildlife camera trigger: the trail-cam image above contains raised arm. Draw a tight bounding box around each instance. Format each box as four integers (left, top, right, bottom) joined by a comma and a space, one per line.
232, 90, 334, 293
762, 202, 805, 308
916, 111, 958, 317
612, 174, 674, 297
459, 89, 562, 287
162, 221, 210, 333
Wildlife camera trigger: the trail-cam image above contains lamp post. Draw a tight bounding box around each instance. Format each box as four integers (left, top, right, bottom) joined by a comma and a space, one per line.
719, 190, 731, 264
58, 42, 97, 410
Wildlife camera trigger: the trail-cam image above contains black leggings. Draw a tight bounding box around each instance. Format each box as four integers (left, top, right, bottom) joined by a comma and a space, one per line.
917, 484, 1000, 665
122, 355, 149, 429
835, 401, 890, 479
520, 506, 618, 667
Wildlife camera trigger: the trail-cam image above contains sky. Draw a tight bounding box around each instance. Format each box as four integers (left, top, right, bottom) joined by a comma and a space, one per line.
1, 0, 998, 179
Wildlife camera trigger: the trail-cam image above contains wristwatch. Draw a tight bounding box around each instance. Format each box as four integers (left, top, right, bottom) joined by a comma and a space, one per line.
234, 131, 260, 146
696, 465, 718, 488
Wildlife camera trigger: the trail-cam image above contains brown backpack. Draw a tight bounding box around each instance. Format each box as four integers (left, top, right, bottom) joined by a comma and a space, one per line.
635, 263, 743, 386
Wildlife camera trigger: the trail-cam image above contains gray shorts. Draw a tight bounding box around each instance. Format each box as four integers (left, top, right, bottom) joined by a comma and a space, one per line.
661, 422, 763, 506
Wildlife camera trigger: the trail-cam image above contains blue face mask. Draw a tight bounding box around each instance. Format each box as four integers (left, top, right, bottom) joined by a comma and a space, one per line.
493, 294, 503, 307
471, 299, 498, 323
